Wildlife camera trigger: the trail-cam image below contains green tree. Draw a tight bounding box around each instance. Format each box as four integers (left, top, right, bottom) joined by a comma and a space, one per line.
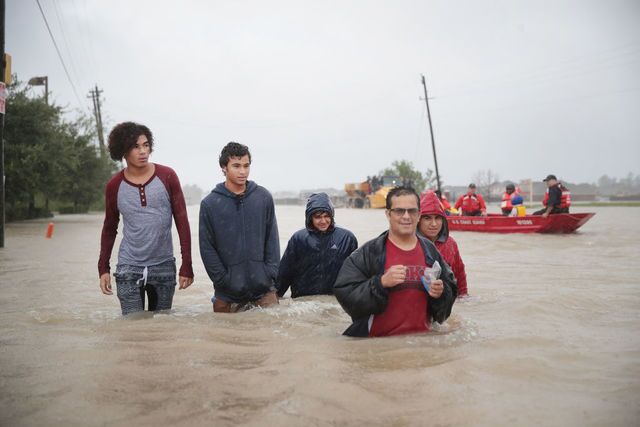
4, 77, 115, 220
57, 117, 113, 212
4, 80, 58, 217
380, 160, 440, 193
471, 169, 500, 200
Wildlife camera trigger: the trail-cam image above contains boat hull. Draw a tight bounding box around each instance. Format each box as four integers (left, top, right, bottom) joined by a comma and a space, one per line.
447, 213, 595, 234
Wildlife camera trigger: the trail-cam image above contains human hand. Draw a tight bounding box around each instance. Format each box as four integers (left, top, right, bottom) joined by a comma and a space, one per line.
542, 212, 549, 218
428, 279, 444, 298
179, 276, 194, 290
100, 273, 112, 295
381, 265, 407, 288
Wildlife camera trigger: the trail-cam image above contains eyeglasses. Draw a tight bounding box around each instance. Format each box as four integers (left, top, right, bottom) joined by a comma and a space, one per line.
388, 208, 420, 217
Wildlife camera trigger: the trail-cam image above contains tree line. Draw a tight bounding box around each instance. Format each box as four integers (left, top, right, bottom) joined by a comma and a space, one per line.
379, 160, 439, 194
4, 77, 116, 221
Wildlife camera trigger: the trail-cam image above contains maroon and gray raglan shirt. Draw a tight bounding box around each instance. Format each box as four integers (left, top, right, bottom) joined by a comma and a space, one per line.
98, 163, 193, 278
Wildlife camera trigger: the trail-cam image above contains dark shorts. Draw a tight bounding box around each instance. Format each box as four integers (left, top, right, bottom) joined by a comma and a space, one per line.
114, 259, 176, 315
212, 291, 278, 313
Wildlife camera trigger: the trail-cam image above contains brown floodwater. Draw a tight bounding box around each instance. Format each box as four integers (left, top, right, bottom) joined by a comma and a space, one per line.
0, 205, 638, 426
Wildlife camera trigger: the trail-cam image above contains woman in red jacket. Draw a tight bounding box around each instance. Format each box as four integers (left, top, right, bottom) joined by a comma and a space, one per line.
418, 191, 468, 297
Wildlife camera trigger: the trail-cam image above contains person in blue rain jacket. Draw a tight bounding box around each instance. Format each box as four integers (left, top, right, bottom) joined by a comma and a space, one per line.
277, 193, 357, 298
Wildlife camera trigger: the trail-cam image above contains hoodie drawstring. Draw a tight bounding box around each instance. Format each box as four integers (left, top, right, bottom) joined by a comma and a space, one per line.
136, 266, 149, 288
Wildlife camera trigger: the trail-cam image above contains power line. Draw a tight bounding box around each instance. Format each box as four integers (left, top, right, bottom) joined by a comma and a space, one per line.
72, 0, 99, 80
436, 41, 640, 100
51, 0, 85, 90
34, 0, 83, 107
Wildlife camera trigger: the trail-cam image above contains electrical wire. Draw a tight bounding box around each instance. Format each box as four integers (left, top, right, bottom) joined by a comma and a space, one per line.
74, 0, 100, 82
51, 0, 85, 91
34, 0, 84, 107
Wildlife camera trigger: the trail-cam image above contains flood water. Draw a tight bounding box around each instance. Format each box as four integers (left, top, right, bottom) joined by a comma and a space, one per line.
1, 205, 639, 426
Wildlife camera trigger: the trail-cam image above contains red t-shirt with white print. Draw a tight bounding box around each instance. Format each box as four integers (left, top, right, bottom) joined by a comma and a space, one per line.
369, 239, 429, 337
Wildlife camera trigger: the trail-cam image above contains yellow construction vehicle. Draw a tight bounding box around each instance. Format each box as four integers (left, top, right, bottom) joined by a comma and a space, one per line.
344, 175, 402, 208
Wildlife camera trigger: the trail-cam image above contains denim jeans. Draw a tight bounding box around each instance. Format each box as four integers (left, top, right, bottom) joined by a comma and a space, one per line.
114, 259, 176, 315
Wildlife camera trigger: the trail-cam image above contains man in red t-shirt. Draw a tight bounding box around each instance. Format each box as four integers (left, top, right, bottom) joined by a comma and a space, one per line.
334, 187, 457, 337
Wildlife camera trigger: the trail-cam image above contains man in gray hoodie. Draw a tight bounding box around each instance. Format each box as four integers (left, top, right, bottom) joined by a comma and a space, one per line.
199, 142, 280, 312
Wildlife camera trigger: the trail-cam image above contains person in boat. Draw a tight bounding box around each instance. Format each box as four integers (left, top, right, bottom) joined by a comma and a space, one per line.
533, 174, 571, 217
500, 183, 520, 216
418, 191, 468, 297
371, 176, 381, 192
98, 122, 194, 315
277, 193, 358, 298
435, 190, 455, 215
454, 183, 487, 216
199, 142, 280, 312
333, 186, 457, 337
510, 193, 526, 216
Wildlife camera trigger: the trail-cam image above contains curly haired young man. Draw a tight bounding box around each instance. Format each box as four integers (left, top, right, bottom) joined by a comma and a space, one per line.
98, 122, 194, 315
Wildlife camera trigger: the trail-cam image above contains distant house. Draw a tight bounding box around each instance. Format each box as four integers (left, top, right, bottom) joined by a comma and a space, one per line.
272, 191, 303, 206
443, 186, 467, 205
273, 188, 348, 207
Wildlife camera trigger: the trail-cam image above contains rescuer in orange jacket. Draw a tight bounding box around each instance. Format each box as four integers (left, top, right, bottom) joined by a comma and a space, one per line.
533, 174, 571, 217
501, 183, 519, 216
454, 183, 487, 216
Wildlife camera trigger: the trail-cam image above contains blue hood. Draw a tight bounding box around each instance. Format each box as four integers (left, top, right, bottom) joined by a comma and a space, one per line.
212, 180, 258, 199
305, 193, 335, 232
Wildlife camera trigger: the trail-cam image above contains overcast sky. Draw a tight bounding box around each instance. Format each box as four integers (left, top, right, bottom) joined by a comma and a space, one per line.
8, 0, 640, 192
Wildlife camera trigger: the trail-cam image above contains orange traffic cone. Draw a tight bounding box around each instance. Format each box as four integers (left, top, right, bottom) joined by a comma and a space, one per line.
46, 222, 54, 239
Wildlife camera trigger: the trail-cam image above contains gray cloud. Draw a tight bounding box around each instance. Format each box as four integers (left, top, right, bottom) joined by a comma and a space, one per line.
8, 0, 640, 192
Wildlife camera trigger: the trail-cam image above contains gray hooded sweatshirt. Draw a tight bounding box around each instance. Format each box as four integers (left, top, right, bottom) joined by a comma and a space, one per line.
199, 181, 280, 303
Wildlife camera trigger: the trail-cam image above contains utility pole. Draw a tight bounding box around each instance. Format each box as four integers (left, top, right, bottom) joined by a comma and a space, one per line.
421, 74, 441, 195
87, 85, 105, 156
1, 0, 6, 248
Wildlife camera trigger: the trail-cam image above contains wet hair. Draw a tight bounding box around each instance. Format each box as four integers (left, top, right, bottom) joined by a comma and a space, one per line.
219, 142, 251, 168
386, 186, 419, 209
107, 122, 153, 161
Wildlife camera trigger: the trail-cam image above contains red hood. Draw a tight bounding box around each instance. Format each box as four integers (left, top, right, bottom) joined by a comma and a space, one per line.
419, 190, 449, 243
420, 190, 446, 217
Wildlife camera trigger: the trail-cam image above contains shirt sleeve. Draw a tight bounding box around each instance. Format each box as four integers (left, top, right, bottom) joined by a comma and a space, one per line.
199, 201, 230, 287
349, 233, 358, 254
98, 175, 121, 277
478, 194, 487, 211
450, 240, 468, 296
276, 238, 297, 297
165, 169, 194, 278
454, 196, 463, 209
263, 192, 281, 281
